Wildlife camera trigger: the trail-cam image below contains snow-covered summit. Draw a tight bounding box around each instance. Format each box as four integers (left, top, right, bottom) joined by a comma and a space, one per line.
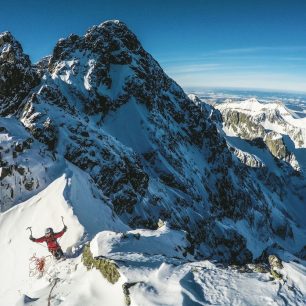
218, 97, 288, 116
218, 97, 306, 126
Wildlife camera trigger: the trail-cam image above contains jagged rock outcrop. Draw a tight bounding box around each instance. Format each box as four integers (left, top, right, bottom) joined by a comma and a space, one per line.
222, 109, 265, 139
229, 147, 265, 168
0, 32, 39, 116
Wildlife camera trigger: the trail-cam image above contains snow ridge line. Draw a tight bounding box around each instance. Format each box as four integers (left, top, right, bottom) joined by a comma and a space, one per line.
47, 277, 60, 306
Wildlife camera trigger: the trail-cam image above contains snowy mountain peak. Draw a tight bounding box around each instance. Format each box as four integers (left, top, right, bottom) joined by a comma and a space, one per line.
94, 19, 141, 51
98, 19, 123, 27
51, 19, 141, 67
46, 19, 154, 116
0, 32, 39, 116
0, 31, 32, 66
243, 97, 260, 105
0, 31, 18, 46
219, 97, 292, 117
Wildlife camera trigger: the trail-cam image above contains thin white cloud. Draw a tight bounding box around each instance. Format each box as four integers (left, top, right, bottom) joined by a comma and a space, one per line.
165, 63, 221, 74
215, 46, 306, 54
158, 46, 306, 65
172, 71, 306, 93
165, 63, 269, 75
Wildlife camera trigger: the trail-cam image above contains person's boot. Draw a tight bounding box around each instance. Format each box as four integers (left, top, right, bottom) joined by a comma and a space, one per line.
54, 248, 65, 260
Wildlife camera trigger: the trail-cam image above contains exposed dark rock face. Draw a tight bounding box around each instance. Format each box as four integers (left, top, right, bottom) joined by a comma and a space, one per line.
0, 32, 39, 116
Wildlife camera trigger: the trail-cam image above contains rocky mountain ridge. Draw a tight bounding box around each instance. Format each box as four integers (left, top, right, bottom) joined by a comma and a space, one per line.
216, 98, 306, 173
0, 20, 305, 265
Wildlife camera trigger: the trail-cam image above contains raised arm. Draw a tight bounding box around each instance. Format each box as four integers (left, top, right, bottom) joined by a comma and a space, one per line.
30, 236, 46, 243
53, 226, 67, 239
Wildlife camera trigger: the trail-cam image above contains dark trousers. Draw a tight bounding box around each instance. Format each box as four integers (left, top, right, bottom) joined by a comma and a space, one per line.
51, 248, 64, 260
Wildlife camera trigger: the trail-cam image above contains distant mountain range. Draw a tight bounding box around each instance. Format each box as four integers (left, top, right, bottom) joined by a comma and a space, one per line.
187, 87, 306, 115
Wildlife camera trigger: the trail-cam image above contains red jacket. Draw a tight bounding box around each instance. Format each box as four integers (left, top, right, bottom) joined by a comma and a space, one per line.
33, 228, 66, 251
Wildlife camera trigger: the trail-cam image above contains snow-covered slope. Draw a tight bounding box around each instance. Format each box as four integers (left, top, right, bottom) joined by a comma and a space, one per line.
1, 173, 305, 305
0, 162, 128, 305
0, 20, 306, 305
0, 117, 59, 211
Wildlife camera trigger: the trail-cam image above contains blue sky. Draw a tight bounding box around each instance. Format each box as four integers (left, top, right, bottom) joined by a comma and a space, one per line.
1, 0, 306, 92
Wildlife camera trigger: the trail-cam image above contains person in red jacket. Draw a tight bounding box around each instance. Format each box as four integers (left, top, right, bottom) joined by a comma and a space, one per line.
29, 226, 67, 259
